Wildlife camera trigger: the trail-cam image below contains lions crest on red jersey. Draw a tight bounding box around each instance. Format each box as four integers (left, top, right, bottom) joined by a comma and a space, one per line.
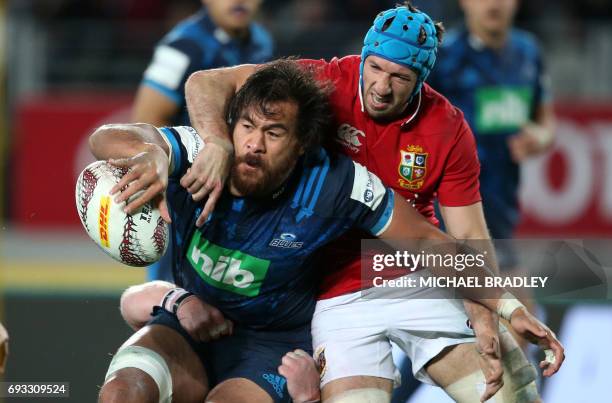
300, 55, 482, 298
398, 145, 429, 191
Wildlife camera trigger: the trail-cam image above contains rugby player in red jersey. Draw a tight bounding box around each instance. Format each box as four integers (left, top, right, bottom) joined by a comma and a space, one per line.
177, 2, 564, 402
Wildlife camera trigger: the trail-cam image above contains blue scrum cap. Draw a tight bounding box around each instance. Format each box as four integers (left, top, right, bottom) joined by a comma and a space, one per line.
360, 4, 440, 102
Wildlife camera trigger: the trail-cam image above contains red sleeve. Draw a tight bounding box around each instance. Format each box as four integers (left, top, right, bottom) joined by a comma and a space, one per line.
297, 57, 353, 87
437, 117, 482, 207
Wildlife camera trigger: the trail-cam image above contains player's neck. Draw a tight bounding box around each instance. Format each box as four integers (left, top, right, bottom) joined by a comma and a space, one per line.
467, 23, 510, 50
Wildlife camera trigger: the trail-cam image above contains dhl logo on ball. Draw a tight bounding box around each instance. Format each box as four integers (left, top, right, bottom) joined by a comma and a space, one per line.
98, 196, 111, 248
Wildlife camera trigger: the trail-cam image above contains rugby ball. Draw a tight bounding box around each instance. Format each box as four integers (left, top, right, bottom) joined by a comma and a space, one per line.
75, 160, 169, 266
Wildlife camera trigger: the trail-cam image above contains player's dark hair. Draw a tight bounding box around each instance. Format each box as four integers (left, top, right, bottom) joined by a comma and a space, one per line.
397, 0, 419, 13
396, 0, 445, 44
227, 59, 333, 152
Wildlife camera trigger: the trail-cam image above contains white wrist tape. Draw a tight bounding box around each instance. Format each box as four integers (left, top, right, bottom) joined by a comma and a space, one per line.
160, 287, 193, 314
497, 292, 525, 321
156, 129, 174, 170
544, 349, 556, 365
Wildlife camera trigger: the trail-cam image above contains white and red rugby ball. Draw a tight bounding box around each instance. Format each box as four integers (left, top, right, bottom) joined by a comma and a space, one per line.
75, 160, 169, 266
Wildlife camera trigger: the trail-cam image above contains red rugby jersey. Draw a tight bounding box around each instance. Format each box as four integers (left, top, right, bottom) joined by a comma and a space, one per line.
300, 56, 482, 299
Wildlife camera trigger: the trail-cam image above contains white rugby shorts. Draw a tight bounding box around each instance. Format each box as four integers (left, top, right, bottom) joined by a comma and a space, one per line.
312, 282, 484, 387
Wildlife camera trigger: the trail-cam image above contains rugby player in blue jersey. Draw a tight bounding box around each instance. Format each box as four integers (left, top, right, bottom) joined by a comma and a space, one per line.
133, 0, 272, 128
92, 60, 562, 403
391, 2, 557, 401
427, 0, 555, 343
429, 0, 554, 259
133, 0, 273, 282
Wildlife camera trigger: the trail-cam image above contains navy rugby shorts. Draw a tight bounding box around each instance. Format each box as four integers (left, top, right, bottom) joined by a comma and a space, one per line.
148, 307, 312, 403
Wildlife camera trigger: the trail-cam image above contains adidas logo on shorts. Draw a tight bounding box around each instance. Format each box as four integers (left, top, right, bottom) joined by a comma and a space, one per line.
263, 373, 286, 398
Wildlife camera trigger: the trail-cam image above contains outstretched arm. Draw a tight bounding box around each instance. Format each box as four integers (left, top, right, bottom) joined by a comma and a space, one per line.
378, 196, 565, 377
89, 123, 170, 162
185, 65, 256, 148
378, 197, 502, 304
440, 202, 504, 400
183, 65, 257, 226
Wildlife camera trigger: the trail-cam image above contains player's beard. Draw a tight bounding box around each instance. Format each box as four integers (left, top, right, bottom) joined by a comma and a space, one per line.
230, 152, 296, 198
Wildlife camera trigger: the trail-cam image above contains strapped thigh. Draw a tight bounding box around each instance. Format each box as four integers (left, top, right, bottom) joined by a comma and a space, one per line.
105, 345, 172, 403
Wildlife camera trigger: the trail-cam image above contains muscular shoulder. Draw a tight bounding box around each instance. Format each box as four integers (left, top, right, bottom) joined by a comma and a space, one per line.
290, 148, 349, 214
439, 28, 466, 52
300, 149, 386, 217
335, 55, 361, 70
418, 83, 470, 139
334, 55, 360, 85
435, 28, 468, 67
509, 28, 542, 59
510, 28, 539, 52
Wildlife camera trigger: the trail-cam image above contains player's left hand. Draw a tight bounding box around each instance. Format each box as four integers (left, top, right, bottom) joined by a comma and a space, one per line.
507, 122, 552, 162
0, 322, 8, 375
474, 330, 503, 402
278, 349, 321, 403
509, 307, 565, 377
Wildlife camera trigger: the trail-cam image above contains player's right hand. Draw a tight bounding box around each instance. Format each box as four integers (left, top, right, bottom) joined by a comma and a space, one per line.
0, 322, 8, 375
474, 330, 504, 402
176, 295, 233, 342
509, 307, 565, 377
179, 138, 233, 227
507, 122, 552, 162
278, 349, 321, 403
109, 144, 171, 223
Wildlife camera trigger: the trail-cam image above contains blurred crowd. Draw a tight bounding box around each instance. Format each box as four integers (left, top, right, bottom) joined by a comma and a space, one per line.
10, 0, 612, 29
5, 0, 612, 96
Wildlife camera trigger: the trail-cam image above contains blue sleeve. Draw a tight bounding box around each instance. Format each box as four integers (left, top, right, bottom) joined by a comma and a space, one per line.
142, 38, 205, 105
313, 153, 395, 236
250, 23, 275, 62
533, 45, 552, 108
426, 28, 462, 93
158, 126, 204, 179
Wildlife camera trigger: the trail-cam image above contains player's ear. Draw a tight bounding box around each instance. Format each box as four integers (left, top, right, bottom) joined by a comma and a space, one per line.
293, 135, 306, 156
434, 21, 445, 44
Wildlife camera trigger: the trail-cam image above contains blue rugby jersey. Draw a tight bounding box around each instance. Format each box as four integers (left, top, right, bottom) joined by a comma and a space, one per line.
428, 28, 550, 235
159, 126, 395, 330
142, 9, 273, 125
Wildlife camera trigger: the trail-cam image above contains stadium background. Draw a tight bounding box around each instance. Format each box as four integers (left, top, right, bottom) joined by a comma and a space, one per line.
1, 0, 611, 401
